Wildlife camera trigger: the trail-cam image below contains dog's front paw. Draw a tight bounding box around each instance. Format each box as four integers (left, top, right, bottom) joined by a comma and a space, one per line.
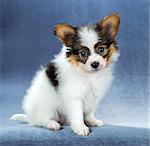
85, 119, 104, 127
71, 123, 90, 136
47, 120, 61, 130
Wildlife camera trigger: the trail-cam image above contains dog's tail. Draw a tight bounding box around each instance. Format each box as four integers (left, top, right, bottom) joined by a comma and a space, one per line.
10, 114, 27, 122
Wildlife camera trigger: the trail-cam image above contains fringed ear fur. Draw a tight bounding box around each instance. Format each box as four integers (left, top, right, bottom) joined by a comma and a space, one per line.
54, 23, 77, 47
99, 13, 120, 40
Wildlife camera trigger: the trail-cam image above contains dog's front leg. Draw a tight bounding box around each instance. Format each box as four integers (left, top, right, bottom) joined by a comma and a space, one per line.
85, 112, 104, 127
66, 99, 90, 136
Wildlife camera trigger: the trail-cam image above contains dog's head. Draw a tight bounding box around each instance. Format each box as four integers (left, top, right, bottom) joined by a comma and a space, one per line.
54, 14, 120, 72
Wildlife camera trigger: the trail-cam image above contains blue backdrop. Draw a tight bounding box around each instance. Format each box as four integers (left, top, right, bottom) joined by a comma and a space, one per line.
0, 0, 149, 146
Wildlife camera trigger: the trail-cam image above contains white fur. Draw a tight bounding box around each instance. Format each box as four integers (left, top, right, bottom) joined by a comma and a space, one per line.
79, 25, 99, 48
10, 26, 119, 136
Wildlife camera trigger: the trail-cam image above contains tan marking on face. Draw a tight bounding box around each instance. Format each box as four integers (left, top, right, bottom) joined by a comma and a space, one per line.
106, 44, 118, 65
68, 55, 79, 66
67, 46, 90, 66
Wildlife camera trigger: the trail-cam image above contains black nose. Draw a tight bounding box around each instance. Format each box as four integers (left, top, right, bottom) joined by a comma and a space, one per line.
91, 61, 99, 69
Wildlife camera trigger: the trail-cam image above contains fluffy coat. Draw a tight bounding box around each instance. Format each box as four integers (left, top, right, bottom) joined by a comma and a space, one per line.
10, 14, 120, 136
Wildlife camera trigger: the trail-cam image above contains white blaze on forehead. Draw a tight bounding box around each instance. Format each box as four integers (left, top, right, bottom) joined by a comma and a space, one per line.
78, 25, 99, 49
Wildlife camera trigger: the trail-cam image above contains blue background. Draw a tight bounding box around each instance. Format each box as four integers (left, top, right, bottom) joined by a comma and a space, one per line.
0, 0, 149, 145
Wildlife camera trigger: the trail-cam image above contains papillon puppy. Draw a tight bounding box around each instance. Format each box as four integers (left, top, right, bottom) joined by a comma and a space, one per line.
10, 14, 120, 136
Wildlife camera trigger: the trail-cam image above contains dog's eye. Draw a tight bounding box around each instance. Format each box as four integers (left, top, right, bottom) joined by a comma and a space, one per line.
98, 47, 104, 53
79, 50, 88, 58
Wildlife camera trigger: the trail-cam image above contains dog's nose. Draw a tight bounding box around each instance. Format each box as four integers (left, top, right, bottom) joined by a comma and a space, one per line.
91, 61, 99, 69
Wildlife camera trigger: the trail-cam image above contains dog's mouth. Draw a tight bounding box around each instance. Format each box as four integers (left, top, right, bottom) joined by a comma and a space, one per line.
91, 68, 101, 72
83, 68, 101, 73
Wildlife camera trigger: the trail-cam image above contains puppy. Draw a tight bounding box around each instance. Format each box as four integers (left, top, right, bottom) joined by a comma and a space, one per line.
10, 14, 120, 136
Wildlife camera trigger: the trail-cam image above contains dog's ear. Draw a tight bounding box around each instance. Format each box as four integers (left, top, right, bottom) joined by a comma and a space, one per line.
99, 13, 120, 40
54, 23, 77, 47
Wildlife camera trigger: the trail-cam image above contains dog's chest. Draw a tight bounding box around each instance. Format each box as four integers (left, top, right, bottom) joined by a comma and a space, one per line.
85, 77, 99, 97
86, 71, 112, 95
82, 70, 113, 110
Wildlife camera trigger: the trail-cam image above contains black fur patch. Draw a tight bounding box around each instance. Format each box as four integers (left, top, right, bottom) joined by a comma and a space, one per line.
46, 63, 59, 89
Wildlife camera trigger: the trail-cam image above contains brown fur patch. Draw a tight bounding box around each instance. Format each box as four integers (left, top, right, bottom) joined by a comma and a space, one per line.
68, 55, 79, 66
67, 46, 90, 65
99, 13, 120, 40
54, 23, 77, 46
106, 44, 118, 64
